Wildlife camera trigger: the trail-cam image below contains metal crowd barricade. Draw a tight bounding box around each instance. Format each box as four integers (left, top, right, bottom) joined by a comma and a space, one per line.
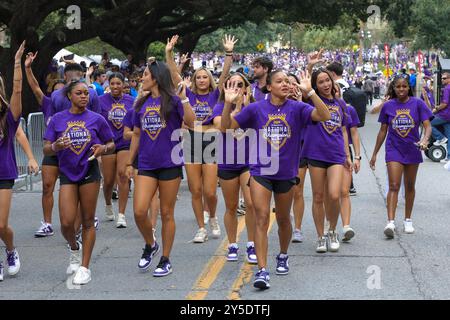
13, 112, 46, 191
13, 117, 29, 186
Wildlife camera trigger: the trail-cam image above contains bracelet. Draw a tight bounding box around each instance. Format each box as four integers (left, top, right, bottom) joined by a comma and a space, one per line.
181, 98, 190, 104
225, 50, 233, 54
126, 164, 133, 167
307, 89, 315, 98
104, 145, 108, 154
51, 142, 57, 152
226, 53, 233, 56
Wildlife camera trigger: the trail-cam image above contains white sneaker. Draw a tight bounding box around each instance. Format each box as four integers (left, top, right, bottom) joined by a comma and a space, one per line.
316, 236, 327, 253
209, 217, 221, 239
203, 211, 210, 225
0, 263, 3, 281
5, 249, 20, 276
327, 230, 340, 252
193, 227, 208, 243
292, 229, 304, 243
73, 266, 91, 285
433, 137, 448, 146
105, 204, 115, 221
152, 228, 156, 242
403, 219, 414, 234
342, 225, 355, 242
116, 213, 127, 228
384, 221, 396, 239
66, 243, 82, 275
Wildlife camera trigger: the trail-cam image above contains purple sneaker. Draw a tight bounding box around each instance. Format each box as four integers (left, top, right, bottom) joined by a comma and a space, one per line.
6, 249, 20, 276
34, 221, 54, 237
246, 245, 257, 264
253, 269, 270, 289
153, 256, 172, 277
227, 245, 239, 261
138, 242, 160, 272
275, 254, 289, 275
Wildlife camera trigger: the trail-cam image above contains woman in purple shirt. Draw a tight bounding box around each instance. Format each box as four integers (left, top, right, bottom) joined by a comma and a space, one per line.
126, 58, 195, 277
207, 73, 257, 264
44, 80, 115, 285
221, 69, 330, 290
99, 72, 135, 228
370, 75, 432, 239
301, 68, 353, 254
24, 51, 66, 238
166, 35, 236, 243
0, 41, 25, 281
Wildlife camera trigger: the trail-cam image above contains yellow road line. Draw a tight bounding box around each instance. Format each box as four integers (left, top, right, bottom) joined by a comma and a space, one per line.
185, 216, 247, 300
227, 211, 277, 300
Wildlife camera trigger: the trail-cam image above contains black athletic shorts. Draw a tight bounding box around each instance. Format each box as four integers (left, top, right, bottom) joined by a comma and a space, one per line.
307, 159, 341, 169
218, 167, 250, 180
59, 159, 101, 186
138, 166, 183, 181
299, 158, 308, 169
0, 179, 15, 189
114, 146, 130, 154
183, 129, 217, 164
248, 176, 300, 194
42, 155, 58, 167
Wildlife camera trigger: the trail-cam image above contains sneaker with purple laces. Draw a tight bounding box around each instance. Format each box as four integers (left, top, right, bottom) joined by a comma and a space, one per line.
275, 254, 289, 275
246, 245, 257, 264
6, 249, 20, 276
138, 242, 160, 272
153, 256, 172, 277
227, 245, 239, 261
34, 221, 54, 237
253, 269, 270, 289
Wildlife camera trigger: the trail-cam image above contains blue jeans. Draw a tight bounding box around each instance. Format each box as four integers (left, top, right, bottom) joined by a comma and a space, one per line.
431, 116, 450, 158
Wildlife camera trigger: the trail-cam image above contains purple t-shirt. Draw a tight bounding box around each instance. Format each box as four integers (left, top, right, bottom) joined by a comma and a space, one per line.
301, 97, 351, 164
133, 95, 185, 170
378, 97, 433, 164
99, 93, 135, 150
346, 105, 360, 145
205, 102, 249, 171
50, 87, 101, 116
0, 109, 20, 180
44, 109, 114, 182
436, 84, 450, 121
186, 88, 220, 125
251, 82, 270, 102
123, 108, 135, 130
234, 99, 314, 180
41, 95, 52, 125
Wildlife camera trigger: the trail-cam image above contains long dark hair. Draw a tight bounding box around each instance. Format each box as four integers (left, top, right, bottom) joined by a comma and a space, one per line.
388, 75, 414, 99
0, 75, 10, 139
311, 68, 337, 99
134, 59, 175, 121
261, 69, 285, 94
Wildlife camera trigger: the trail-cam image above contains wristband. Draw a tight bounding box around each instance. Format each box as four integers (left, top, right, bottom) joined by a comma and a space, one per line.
126, 164, 133, 167
104, 145, 108, 154
307, 89, 315, 98
51, 142, 57, 152
354, 156, 362, 160
181, 98, 190, 104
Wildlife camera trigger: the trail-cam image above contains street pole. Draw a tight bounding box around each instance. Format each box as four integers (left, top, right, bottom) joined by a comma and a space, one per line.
289, 25, 292, 68
359, 20, 364, 66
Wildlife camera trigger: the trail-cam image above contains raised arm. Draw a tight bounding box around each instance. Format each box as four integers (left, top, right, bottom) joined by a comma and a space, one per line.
298, 70, 330, 122
177, 81, 195, 128
24, 51, 45, 106
165, 35, 183, 86
177, 53, 190, 75
217, 35, 238, 92
220, 80, 241, 130
10, 41, 26, 120
306, 48, 324, 75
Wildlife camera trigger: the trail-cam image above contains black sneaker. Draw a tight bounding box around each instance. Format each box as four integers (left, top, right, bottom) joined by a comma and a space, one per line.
112, 189, 119, 200
349, 187, 357, 196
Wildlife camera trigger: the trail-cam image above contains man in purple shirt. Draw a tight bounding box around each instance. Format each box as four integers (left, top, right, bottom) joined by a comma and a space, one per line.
431, 72, 450, 162
251, 56, 273, 101
50, 63, 100, 116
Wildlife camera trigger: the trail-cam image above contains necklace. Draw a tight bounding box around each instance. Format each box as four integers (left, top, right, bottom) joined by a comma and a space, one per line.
111, 93, 124, 104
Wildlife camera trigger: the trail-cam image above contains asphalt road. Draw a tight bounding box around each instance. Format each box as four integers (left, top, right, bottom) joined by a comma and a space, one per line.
2, 101, 450, 301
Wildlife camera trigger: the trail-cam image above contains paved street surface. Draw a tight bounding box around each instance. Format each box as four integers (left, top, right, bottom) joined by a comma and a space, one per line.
2, 101, 450, 300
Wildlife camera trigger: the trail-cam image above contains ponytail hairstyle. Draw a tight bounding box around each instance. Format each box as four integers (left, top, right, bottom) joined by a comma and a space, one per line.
0, 74, 10, 140
261, 69, 286, 94
134, 57, 175, 122
108, 72, 125, 83
64, 79, 89, 99
388, 74, 414, 99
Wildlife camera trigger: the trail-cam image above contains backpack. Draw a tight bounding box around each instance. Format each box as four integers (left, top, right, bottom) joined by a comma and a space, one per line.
339, 83, 367, 127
